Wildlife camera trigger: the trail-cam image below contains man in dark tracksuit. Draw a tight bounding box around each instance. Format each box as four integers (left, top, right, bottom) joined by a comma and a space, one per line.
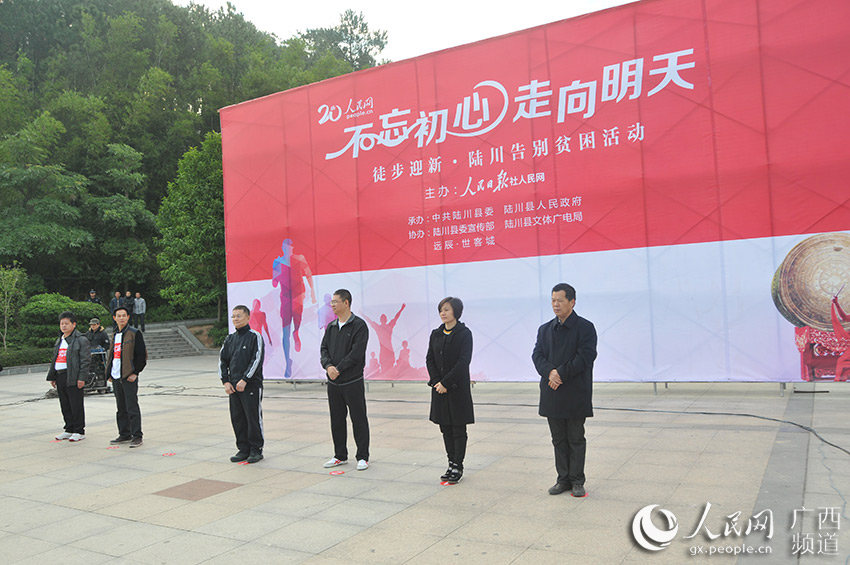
532, 283, 597, 498
47, 311, 91, 442
320, 288, 370, 470
106, 306, 147, 447
219, 304, 265, 464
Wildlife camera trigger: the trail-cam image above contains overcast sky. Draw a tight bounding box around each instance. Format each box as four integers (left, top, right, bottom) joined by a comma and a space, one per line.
180, 0, 635, 62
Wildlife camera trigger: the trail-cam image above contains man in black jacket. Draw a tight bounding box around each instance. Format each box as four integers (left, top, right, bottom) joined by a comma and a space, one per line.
320, 289, 370, 470
106, 306, 147, 448
47, 311, 91, 442
532, 283, 597, 498
121, 290, 135, 323
109, 291, 121, 313
219, 304, 265, 463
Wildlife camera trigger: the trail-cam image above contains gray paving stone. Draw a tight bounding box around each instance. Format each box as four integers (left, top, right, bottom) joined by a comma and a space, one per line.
0, 356, 846, 563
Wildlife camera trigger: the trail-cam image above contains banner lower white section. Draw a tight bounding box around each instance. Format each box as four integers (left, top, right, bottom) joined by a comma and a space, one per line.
226, 233, 821, 382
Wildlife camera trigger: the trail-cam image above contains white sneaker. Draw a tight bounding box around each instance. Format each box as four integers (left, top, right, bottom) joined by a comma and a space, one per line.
55, 432, 72, 440
356, 459, 369, 471
69, 433, 85, 442
323, 458, 347, 468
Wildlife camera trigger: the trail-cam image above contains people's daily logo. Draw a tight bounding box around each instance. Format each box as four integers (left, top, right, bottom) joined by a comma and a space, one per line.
632, 504, 679, 551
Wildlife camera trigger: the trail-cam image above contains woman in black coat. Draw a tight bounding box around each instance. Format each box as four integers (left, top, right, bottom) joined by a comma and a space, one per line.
426, 296, 474, 484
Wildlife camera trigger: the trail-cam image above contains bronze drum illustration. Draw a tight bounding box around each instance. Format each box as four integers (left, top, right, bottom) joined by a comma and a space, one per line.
772, 232, 850, 381
772, 233, 850, 331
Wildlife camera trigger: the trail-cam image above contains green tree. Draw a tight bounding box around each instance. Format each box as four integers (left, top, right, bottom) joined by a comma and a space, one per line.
121, 67, 201, 204
99, 143, 145, 197
156, 132, 225, 320
46, 90, 111, 175
300, 10, 388, 70
77, 194, 157, 291
76, 143, 157, 294
0, 64, 28, 135
0, 263, 27, 350
0, 112, 92, 285
104, 12, 149, 95
0, 0, 383, 308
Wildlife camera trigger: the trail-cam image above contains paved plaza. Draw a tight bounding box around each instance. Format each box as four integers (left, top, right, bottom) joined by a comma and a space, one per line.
0, 356, 847, 563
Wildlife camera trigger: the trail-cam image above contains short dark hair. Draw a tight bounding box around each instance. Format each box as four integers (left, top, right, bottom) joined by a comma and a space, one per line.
438, 296, 464, 320
232, 304, 250, 316
551, 283, 576, 301
334, 289, 352, 306
113, 306, 130, 316
59, 311, 77, 323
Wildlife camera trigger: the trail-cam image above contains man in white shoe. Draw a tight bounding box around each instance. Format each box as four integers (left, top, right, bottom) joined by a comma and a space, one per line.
47, 311, 91, 442
320, 289, 370, 471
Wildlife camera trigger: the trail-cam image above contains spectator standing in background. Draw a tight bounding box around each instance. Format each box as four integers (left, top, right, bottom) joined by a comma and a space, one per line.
109, 291, 121, 331
134, 292, 147, 332
121, 291, 135, 325
85, 318, 110, 350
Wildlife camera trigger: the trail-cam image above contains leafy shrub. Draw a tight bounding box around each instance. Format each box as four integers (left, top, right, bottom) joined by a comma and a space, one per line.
0, 347, 53, 367
145, 304, 176, 323
18, 294, 109, 347
146, 303, 217, 323
207, 318, 229, 347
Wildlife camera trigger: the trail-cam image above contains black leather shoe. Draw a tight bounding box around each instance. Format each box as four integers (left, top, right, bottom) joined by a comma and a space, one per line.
571, 484, 586, 497
247, 450, 264, 464
230, 451, 250, 462
548, 482, 572, 495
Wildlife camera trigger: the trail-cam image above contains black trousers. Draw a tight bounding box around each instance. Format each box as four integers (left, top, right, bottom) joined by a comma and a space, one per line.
327, 379, 370, 461
439, 423, 467, 468
57, 380, 85, 434
230, 382, 264, 453
547, 417, 586, 486
134, 313, 145, 331
113, 378, 143, 438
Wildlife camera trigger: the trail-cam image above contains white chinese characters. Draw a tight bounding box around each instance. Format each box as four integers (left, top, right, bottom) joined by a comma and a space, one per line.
324, 47, 695, 160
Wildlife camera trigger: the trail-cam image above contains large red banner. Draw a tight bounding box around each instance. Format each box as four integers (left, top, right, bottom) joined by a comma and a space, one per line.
221, 0, 850, 382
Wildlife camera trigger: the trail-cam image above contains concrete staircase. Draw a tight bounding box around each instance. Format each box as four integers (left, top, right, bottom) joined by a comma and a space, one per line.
141, 327, 204, 360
